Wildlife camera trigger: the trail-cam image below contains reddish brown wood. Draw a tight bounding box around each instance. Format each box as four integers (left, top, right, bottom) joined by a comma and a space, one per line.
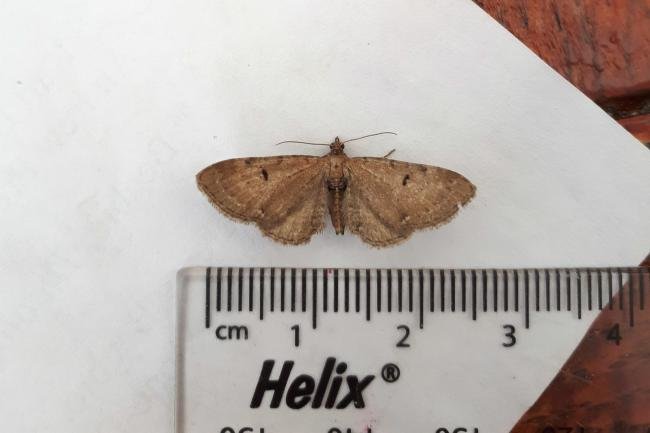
618, 114, 650, 144
511, 265, 650, 433
474, 0, 650, 143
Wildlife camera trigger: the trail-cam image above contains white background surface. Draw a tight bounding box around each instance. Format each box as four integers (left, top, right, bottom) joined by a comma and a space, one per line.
1, 0, 649, 432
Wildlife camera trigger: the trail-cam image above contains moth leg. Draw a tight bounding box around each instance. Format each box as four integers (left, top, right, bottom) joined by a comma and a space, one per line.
382, 149, 396, 158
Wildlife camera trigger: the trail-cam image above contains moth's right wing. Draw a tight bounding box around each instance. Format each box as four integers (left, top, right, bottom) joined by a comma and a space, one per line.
197, 156, 329, 245
344, 157, 475, 247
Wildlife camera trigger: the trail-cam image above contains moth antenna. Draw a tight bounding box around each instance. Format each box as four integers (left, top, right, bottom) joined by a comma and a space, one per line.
382, 149, 396, 158
342, 131, 397, 144
275, 140, 330, 146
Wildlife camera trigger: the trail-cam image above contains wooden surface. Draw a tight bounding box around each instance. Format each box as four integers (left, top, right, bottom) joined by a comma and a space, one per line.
474, 0, 650, 144
511, 268, 650, 432
511, 256, 650, 433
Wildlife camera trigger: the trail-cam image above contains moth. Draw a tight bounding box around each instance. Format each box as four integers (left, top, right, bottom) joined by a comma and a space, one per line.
197, 134, 475, 247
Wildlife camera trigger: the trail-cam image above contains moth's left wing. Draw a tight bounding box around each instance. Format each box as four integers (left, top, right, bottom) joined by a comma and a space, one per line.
197, 155, 329, 245
344, 157, 475, 247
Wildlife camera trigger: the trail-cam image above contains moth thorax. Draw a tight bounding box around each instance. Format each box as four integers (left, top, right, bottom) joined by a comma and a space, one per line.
327, 178, 347, 191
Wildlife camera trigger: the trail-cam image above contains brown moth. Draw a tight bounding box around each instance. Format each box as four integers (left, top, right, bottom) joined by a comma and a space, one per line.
196, 135, 475, 247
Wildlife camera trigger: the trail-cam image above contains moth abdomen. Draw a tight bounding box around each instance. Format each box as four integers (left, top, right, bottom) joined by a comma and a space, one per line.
326, 177, 348, 235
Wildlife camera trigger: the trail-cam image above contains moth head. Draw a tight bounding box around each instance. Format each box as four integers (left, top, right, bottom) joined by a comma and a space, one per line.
330, 137, 345, 155
275, 132, 396, 155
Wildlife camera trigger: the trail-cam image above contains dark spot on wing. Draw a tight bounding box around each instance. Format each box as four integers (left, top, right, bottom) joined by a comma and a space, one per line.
261, 168, 269, 181
402, 174, 410, 186
244, 158, 252, 165
419, 165, 427, 172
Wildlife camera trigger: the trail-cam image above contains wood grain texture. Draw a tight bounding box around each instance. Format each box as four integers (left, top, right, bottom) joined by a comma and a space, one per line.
474, 0, 650, 143
511, 266, 650, 432
618, 113, 650, 143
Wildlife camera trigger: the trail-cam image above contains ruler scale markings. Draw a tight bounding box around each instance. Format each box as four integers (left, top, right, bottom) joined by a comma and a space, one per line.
545, 269, 550, 312
534, 269, 540, 312
451, 270, 456, 312
514, 269, 520, 312
227, 267, 233, 312
587, 269, 592, 311
311, 269, 318, 329
387, 269, 393, 313
366, 269, 371, 321
296, 268, 307, 313
524, 269, 530, 329
333, 269, 339, 313
503, 269, 509, 312
441, 270, 446, 313
398, 269, 403, 312
290, 268, 296, 312
280, 268, 285, 312
555, 269, 561, 311
216, 267, 222, 312
205, 267, 211, 328
197, 267, 648, 336
259, 268, 265, 321
301, 269, 307, 313
482, 270, 487, 313
408, 269, 414, 313
460, 269, 467, 313
418, 270, 424, 328
618, 270, 624, 311
344, 269, 350, 313
566, 270, 571, 312
238, 268, 243, 312
461, 270, 467, 313
629, 270, 635, 327
471, 270, 477, 321
354, 269, 361, 313
376, 269, 382, 313
577, 270, 582, 320
248, 268, 254, 312
269, 268, 275, 313
429, 269, 435, 313
597, 269, 603, 310
493, 269, 498, 313
323, 269, 328, 313
608, 269, 613, 310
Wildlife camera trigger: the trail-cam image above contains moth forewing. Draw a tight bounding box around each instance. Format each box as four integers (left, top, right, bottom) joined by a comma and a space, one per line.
343, 157, 475, 247
196, 155, 329, 244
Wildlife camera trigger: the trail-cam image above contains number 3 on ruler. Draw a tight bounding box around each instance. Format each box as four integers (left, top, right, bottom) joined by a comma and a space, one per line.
502, 324, 516, 348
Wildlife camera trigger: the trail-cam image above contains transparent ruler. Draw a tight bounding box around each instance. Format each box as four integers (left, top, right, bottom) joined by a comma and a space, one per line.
176, 267, 649, 433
